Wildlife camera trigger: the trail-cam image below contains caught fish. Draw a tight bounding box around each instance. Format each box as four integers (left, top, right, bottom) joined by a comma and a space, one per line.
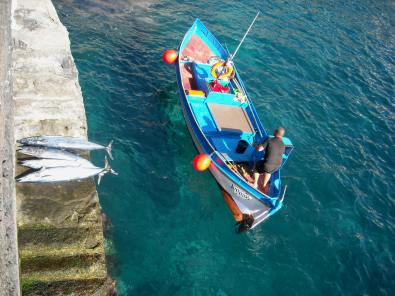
20, 158, 97, 170
17, 157, 117, 184
18, 146, 85, 161
17, 136, 113, 159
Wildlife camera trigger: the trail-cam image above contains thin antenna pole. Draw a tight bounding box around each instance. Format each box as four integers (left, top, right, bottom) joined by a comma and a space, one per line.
230, 11, 260, 61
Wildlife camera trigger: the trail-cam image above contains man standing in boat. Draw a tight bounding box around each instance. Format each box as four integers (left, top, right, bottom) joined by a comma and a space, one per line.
252, 127, 286, 192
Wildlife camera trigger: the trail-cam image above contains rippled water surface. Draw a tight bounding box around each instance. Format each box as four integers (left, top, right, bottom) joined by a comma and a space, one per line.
54, 1, 394, 295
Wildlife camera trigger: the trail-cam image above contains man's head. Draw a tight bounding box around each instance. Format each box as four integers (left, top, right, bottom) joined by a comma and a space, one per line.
274, 127, 285, 137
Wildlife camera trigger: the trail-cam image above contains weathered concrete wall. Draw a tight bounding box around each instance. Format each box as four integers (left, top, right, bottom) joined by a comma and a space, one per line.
0, 0, 21, 295
11, 0, 114, 294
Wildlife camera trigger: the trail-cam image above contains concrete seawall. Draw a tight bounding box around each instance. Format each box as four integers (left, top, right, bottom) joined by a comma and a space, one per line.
0, 0, 20, 294
1, 0, 114, 294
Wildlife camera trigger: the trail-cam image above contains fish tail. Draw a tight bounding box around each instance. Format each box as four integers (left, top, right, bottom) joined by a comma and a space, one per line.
97, 156, 117, 185
104, 156, 118, 176
106, 140, 113, 160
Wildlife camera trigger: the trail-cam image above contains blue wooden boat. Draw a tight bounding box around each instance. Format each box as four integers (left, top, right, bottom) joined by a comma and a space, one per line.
174, 19, 294, 231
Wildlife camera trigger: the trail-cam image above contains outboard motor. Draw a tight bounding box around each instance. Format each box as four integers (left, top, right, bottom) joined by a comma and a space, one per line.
236, 214, 254, 233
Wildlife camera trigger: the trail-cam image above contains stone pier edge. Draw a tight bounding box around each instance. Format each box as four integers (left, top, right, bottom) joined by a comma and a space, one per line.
0, 0, 20, 294
1, 0, 115, 294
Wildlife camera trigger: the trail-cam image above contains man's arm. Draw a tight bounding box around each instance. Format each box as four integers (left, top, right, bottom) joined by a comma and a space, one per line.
255, 138, 269, 151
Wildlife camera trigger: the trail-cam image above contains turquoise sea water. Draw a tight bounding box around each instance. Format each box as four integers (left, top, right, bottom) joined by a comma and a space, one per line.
54, 1, 394, 295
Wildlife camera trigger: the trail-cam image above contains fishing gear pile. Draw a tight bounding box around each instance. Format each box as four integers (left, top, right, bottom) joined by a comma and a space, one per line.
16, 136, 117, 184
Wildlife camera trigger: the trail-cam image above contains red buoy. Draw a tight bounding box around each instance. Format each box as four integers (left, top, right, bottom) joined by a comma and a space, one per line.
193, 153, 211, 172
162, 49, 178, 64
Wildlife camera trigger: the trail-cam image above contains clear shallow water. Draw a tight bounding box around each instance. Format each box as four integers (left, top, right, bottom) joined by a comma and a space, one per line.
54, 1, 395, 295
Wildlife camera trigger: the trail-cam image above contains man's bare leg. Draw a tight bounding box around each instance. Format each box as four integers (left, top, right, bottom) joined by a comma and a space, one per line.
262, 172, 271, 189
253, 172, 260, 188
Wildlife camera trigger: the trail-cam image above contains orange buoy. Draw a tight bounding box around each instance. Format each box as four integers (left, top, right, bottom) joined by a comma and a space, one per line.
193, 153, 211, 171
162, 49, 178, 64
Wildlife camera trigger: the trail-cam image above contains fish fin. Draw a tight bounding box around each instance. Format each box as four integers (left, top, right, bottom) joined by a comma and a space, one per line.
97, 156, 118, 185
106, 140, 113, 160
38, 167, 44, 177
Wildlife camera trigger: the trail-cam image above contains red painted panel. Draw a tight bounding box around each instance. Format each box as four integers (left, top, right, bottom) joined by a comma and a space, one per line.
182, 35, 214, 64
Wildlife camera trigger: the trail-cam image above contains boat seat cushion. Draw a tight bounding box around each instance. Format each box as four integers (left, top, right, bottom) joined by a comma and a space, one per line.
207, 103, 254, 134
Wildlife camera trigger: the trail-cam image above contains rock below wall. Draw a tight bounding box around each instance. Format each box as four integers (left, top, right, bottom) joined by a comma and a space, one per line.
11, 0, 114, 294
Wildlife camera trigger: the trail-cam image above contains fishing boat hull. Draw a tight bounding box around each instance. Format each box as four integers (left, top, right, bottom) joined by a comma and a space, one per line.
174, 19, 293, 231
176, 71, 279, 230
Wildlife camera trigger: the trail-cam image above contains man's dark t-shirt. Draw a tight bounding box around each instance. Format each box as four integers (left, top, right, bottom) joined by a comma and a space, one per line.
256, 137, 285, 174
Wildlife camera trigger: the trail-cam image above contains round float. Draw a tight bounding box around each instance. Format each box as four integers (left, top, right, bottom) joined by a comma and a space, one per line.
193, 154, 211, 171
162, 49, 178, 64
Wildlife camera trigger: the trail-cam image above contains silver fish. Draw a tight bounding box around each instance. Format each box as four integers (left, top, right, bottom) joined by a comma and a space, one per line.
20, 158, 98, 170
18, 146, 84, 161
17, 157, 117, 184
17, 136, 113, 159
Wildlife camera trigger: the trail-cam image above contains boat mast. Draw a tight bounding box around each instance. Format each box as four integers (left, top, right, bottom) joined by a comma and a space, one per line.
229, 11, 260, 62
228, 12, 264, 139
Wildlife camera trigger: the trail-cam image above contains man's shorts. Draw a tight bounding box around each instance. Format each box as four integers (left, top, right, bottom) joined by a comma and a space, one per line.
256, 160, 279, 174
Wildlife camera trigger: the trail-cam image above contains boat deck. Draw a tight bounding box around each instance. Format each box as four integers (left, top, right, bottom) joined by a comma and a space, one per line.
182, 62, 256, 163
179, 33, 263, 185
